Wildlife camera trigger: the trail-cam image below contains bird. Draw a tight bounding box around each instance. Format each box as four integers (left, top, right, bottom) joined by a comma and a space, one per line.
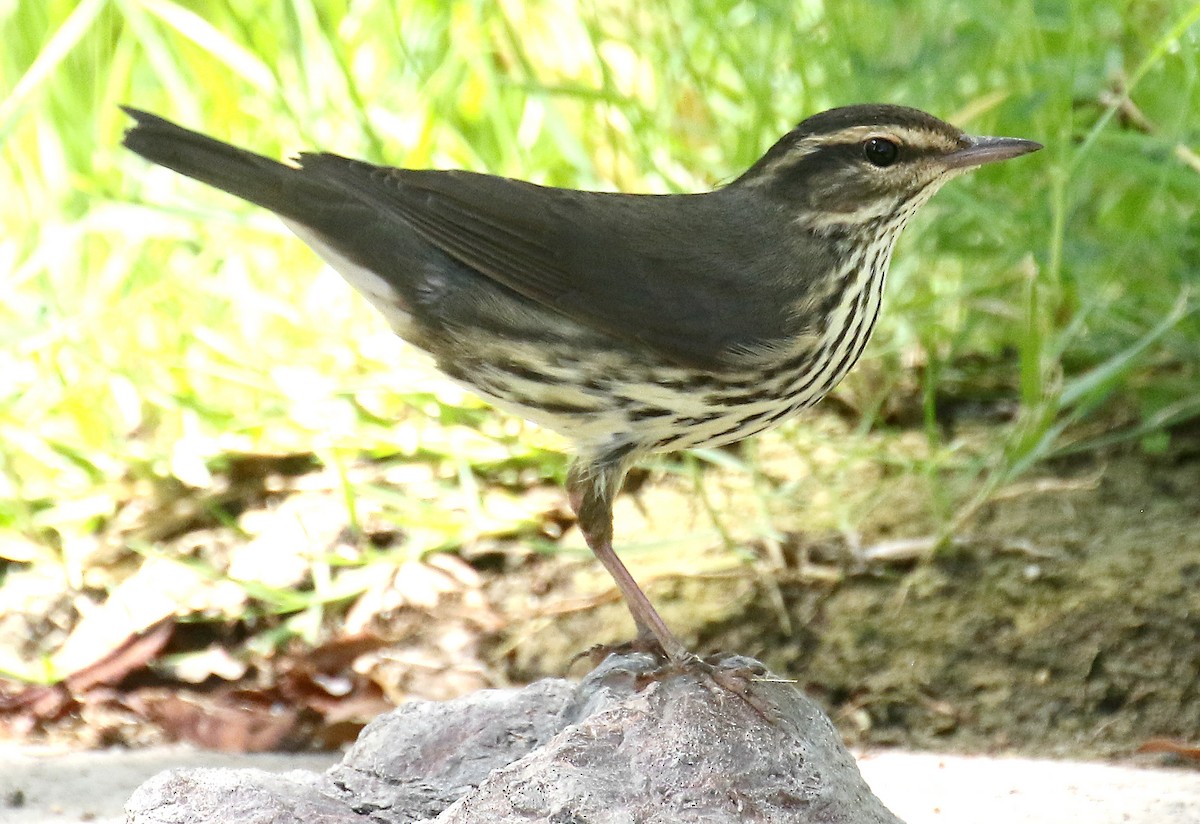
122, 103, 1040, 674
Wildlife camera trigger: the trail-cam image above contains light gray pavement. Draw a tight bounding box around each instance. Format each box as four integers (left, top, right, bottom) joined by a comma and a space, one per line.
1, 743, 1197, 823
855, 750, 1200, 823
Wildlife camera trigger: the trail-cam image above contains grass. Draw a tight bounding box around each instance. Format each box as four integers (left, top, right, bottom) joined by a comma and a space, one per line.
2, 0, 1198, 682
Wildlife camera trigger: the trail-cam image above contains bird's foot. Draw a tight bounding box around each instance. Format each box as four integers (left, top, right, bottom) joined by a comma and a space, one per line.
569, 637, 668, 670
572, 641, 786, 721
635, 653, 784, 722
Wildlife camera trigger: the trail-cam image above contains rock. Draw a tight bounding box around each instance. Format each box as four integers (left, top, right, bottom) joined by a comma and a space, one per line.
126, 653, 903, 823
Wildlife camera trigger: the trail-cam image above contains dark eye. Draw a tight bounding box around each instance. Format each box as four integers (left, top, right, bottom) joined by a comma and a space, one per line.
863, 137, 899, 167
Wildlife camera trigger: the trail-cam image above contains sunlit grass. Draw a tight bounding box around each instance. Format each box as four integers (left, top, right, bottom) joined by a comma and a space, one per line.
3, 0, 1198, 574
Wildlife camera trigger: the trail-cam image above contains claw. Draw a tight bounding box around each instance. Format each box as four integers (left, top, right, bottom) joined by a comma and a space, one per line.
569, 637, 668, 670
630, 653, 784, 722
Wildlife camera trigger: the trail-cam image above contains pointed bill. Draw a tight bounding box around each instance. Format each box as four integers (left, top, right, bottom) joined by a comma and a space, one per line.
944, 135, 1043, 170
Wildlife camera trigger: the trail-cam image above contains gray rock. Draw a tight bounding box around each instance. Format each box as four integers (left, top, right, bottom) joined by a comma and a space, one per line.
126, 653, 903, 823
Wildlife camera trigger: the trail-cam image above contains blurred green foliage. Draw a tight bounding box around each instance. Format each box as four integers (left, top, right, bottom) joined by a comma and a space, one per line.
2, 0, 1198, 551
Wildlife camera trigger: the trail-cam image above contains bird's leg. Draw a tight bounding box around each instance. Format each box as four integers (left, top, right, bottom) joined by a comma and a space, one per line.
567, 459, 778, 720
567, 459, 690, 662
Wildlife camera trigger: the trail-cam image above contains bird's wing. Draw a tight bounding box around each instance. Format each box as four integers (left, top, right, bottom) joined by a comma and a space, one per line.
299, 155, 810, 370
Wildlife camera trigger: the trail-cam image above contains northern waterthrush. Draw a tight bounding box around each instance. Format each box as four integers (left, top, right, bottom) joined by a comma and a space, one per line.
122, 104, 1040, 666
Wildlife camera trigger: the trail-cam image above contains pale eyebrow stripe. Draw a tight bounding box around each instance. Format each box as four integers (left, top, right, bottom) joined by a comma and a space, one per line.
806, 126, 900, 146
803, 126, 958, 158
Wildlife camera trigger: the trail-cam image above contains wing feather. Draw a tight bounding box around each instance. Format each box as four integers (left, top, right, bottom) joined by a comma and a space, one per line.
298, 154, 817, 369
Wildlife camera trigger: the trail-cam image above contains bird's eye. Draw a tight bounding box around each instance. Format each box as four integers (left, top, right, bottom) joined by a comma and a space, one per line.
863, 137, 899, 167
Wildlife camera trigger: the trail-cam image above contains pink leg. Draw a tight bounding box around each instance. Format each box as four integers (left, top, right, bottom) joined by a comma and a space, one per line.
567, 459, 689, 662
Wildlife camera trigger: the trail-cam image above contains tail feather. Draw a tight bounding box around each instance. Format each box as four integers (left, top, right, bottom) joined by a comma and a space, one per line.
120, 107, 344, 226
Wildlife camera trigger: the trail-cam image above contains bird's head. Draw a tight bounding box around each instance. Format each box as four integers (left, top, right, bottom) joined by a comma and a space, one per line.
735, 104, 1041, 231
